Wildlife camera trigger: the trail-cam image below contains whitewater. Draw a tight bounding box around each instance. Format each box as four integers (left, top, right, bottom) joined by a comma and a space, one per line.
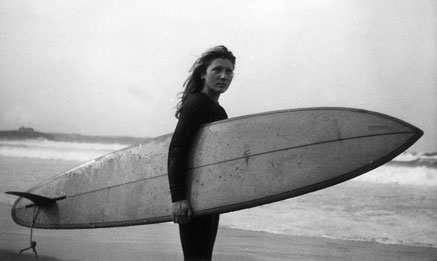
1, 139, 436, 248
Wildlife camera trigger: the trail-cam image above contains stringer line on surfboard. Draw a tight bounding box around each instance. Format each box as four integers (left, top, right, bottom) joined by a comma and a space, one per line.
20, 131, 415, 205
191, 131, 417, 169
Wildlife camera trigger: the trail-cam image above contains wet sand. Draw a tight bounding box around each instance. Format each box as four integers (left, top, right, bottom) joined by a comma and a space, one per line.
1, 203, 436, 261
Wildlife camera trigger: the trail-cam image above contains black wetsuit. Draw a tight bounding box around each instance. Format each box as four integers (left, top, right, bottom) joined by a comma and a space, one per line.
168, 92, 227, 260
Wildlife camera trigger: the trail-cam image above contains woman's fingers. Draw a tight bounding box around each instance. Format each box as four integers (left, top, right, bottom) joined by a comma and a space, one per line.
175, 214, 188, 224
172, 200, 192, 224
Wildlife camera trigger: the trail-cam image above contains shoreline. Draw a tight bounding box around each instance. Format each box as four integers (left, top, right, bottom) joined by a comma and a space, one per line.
1, 202, 436, 261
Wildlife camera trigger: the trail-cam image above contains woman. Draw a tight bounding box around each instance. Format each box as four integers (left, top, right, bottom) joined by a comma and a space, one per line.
168, 45, 236, 260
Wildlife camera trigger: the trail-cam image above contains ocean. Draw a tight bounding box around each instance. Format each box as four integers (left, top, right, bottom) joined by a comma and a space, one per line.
1, 139, 436, 248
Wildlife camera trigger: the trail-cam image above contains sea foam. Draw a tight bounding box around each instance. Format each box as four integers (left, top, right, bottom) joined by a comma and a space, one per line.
0, 139, 128, 162
355, 165, 437, 187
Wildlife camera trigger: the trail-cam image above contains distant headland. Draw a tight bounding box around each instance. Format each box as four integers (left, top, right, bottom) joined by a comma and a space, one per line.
0, 127, 149, 145
0, 127, 55, 140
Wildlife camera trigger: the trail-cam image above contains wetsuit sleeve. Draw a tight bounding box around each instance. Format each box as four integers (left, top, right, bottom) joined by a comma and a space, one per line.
168, 101, 209, 202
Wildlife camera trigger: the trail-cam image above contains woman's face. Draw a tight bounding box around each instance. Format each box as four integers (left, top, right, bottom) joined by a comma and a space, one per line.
201, 58, 234, 95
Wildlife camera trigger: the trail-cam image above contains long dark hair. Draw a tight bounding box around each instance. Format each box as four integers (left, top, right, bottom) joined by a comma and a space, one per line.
175, 45, 236, 118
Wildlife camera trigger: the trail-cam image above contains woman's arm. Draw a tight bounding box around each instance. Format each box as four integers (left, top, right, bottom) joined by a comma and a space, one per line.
168, 97, 208, 223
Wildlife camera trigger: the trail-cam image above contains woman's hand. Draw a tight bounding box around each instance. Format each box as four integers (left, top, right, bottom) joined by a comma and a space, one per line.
172, 199, 193, 224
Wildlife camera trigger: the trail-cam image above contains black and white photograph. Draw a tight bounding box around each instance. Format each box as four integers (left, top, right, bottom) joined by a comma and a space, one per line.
1, 0, 436, 260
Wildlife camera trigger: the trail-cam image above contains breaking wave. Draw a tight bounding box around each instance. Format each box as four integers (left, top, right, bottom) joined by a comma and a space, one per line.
0, 139, 128, 162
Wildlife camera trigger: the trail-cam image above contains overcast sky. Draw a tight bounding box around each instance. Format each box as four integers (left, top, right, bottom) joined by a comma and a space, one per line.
0, 0, 435, 152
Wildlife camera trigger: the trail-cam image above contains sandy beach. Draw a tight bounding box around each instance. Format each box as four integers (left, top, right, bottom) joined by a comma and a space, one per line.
1, 203, 436, 261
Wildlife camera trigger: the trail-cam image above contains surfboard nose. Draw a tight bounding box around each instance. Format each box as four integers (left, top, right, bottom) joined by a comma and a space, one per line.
411, 125, 424, 142
381, 112, 424, 151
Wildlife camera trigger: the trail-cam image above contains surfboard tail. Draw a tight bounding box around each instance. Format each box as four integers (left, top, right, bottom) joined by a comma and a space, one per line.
5, 191, 68, 257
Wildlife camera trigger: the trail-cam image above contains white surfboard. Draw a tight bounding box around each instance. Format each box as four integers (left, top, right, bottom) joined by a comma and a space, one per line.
8, 107, 423, 229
